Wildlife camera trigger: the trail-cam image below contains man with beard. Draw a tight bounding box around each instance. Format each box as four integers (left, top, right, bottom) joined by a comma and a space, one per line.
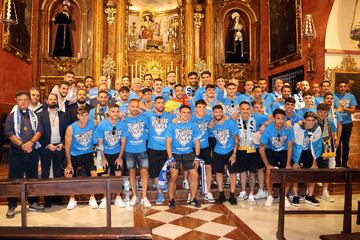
193, 71, 224, 102
185, 72, 199, 99
152, 78, 168, 101
165, 84, 192, 115
121, 99, 151, 208
84, 76, 94, 92
161, 71, 177, 99
211, 105, 239, 205
117, 86, 130, 117
259, 109, 294, 207
146, 96, 174, 204
55, 81, 70, 112
314, 80, 337, 106
270, 85, 292, 112
165, 105, 201, 208
51, 70, 77, 105
239, 80, 254, 103
89, 90, 109, 125
67, 89, 91, 124
38, 93, 68, 208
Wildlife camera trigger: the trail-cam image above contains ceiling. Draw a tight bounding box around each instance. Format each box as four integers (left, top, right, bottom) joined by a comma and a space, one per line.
129, 0, 178, 12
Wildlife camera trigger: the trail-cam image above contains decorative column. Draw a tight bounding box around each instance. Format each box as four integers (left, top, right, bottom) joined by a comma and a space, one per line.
104, 0, 117, 88
184, 0, 195, 76
93, 1, 104, 84
194, 5, 204, 63
116, 0, 128, 79
204, 0, 215, 79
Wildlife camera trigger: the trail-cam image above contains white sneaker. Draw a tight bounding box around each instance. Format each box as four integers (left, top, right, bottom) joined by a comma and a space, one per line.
99, 197, 107, 209
247, 194, 256, 205
130, 195, 138, 206
321, 190, 335, 203
237, 191, 248, 201
264, 195, 274, 207
89, 197, 98, 209
183, 179, 189, 190
254, 189, 267, 200
204, 192, 215, 203
67, 198, 77, 210
186, 193, 191, 204
140, 197, 152, 208
115, 196, 125, 208
285, 197, 291, 208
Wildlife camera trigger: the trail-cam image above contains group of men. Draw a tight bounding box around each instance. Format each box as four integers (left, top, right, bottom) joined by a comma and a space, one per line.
4, 69, 357, 218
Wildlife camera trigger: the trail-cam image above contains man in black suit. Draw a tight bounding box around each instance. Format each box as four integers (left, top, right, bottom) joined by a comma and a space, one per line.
38, 93, 68, 207
67, 88, 90, 124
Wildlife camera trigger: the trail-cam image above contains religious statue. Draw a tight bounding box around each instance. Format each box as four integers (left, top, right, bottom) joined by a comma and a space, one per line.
225, 12, 249, 63
52, 0, 73, 57
137, 11, 163, 51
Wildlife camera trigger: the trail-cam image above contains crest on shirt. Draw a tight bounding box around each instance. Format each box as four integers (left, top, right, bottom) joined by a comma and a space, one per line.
152, 117, 169, 136
198, 122, 208, 138
75, 130, 93, 146
271, 135, 287, 148
105, 130, 121, 147
128, 121, 145, 140
213, 129, 230, 146
175, 128, 193, 147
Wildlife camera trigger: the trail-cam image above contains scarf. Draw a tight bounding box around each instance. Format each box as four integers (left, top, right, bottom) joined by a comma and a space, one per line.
157, 157, 176, 190
12, 105, 41, 149
94, 105, 108, 121
95, 146, 104, 174
320, 118, 336, 158
199, 159, 207, 194
237, 114, 256, 153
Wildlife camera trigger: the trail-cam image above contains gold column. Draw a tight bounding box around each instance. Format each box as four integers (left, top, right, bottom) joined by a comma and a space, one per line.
116, 0, 128, 79
205, 0, 215, 79
184, 0, 195, 76
93, 1, 104, 84
194, 5, 204, 63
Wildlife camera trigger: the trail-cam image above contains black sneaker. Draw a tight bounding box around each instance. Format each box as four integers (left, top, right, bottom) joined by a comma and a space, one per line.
169, 199, 176, 208
29, 202, 45, 211
189, 198, 201, 208
292, 196, 300, 207
6, 207, 15, 218
228, 193, 237, 205
305, 195, 320, 206
216, 191, 226, 204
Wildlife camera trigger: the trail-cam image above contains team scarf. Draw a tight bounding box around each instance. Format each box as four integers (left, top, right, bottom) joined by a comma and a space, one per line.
237, 114, 256, 153
292, 123, 322, 164
199, 159, 207, 194
95, 145, 104, 174
94, 105, 108, 121
319, 117, 336, 158
12, 105, 41, 149
157, 157, 176, 190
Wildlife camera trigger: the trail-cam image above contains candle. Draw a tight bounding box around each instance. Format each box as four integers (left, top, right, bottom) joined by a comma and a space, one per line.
167, 66, 170, 73
77, 52, 80, 58
139, 65, 142, 79
135, 61, 138, 78
171, 61, 173, 71
131, 65, 134, 80
175, 66, 178, 83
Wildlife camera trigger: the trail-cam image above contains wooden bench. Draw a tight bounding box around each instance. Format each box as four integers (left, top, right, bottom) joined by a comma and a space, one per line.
0, 177, 152, 239
270, 168, 360, 240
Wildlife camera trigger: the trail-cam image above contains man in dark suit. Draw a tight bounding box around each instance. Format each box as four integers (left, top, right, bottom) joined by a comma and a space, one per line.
38, 93, 68, 208
67, 88, 91, 124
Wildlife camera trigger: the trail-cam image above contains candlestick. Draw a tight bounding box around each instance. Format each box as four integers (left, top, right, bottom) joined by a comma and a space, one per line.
135, 61, 138, 78
139, 65, 142, 79
171, 61, 173, 71
131, 65, 134, 80
175, 66, 178, 84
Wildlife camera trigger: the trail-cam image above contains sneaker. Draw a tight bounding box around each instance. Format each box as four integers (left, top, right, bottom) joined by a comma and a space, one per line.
229, 193, 237, 205
254, 189, 267, 200
237, 191, 248, 201
285, 197, 291, 208
99, 197, 107, 209
6, 207, 15, 218
130, 195, 138, 206
156, 192, 165, 205
67, 199, 77, 210
204, 192, 215, 203
169, 199, 176, 208
247, 194, 256, 205
299, 195, 305, 203
292, 196, 300, 207
189, 198, 201, 208
29, 202, 45, 212
115, 196, 125, 208
264, 195, 274, 207
183, 179, 189, 190
321, 190, 335, 203
216, 191, 226, 204
141, 197, 152, 208
89, 197, 98, 209
305, 195, 320, 206
186, 193, 191, 204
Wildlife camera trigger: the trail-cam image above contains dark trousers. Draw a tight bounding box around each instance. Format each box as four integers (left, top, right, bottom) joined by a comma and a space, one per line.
8, 147, 39, 208
336, 122, 353, 167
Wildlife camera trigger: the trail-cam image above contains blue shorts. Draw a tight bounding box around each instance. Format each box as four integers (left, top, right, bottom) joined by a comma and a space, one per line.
124, 152, 149, 169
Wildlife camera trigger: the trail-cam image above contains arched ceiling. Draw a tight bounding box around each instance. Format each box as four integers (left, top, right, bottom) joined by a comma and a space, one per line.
129, 0, 178, 12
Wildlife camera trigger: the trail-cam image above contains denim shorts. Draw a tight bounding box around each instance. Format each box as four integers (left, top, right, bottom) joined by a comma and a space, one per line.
124, 152, 149, 169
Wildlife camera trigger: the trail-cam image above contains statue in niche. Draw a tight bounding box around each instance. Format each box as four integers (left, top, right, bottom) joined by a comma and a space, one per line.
52, 0, 73, 57
137, 11, 162, 51
225, 12, 249, 63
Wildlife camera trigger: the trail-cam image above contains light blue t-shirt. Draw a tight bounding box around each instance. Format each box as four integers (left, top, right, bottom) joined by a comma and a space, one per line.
271, 101, 285, 113
334, 93, 357, 124
222, 96, 242, 116
193, 87, 224, 102
147, 111, 174, 151
260, 122, 295, 151
129, 91, 140, 100
162, 86, 174, 100
285, 112, 303, 126
211, 119, 239, 155
238, 93, 254, 104
191, 114, 212, 149
124, 114, 149, 153
95, 119, 126, 154
299, 107, 317, 118
117, 101, 129, 115
165, 121, 200, 154
70, 120, 96, 156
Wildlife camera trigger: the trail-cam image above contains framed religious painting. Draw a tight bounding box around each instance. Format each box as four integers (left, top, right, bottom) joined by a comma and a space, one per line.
332, 71, 360, 110
268, 0, 302, 68
2, 0, 33, 63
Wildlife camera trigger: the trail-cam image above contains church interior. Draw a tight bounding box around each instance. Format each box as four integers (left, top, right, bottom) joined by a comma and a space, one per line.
0, 0, 360, 239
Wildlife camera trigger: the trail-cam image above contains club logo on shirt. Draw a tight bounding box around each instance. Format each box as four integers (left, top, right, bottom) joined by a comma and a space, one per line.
225, 105, 237, 115
175, 128, 193, 147
198, 122, 208, 138
214, 129, 230, 147
339, 99, 350, 108
271, 135, 287, 148
75, 130, 93, 146
128, 121, 145, 140
152, 117, 169, 136
105, 130, 121, 147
